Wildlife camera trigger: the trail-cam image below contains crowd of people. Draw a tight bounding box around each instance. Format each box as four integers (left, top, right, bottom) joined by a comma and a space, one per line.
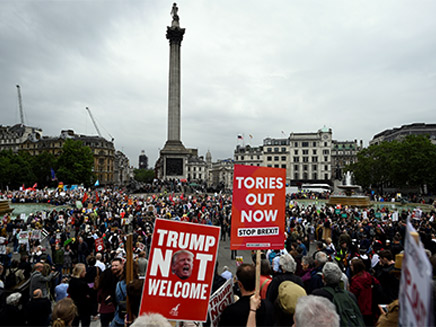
0, 186, 435, 326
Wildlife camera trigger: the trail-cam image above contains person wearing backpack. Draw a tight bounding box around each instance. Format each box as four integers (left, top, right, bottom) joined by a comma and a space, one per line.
312, 262, 365, 327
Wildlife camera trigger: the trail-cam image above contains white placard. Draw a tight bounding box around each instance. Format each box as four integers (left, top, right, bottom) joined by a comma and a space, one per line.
399, 219, 433, 327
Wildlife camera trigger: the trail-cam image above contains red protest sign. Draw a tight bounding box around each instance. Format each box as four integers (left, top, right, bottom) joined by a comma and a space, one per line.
95, 237, 104, 252
208, 278, 234, 327
231, 165, 286, 250
139, 219, 220, 322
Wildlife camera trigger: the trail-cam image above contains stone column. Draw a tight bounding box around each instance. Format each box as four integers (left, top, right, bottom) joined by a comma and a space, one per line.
166, 26, 185, 143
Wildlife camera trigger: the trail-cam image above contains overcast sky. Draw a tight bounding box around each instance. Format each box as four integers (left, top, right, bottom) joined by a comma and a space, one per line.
1, 0, 435, 167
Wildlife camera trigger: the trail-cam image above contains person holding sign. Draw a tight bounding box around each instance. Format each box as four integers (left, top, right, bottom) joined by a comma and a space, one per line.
171, 250, 194, 280
218, 264, 274, 326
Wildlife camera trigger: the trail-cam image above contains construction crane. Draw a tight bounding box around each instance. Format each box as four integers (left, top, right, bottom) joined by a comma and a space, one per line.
85, 107, 103, 137
16, 85, 25, 125
85, 107, 114, 142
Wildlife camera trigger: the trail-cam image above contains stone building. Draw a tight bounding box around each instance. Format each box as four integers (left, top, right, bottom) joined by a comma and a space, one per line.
114, 151, 132, 186
370, 123, 436, 145
185, 149, 208, 183
233, 127, 360, 186
18, 130, 116, 185
0, 124, 42, 153
331, 140, 363, 180
208, 159, 234, 191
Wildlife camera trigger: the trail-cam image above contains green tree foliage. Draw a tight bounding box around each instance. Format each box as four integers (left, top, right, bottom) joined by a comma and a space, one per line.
133, 168, 155, 183
0, 150, 36, 189
32, 151, 57, 187
56, 139, 95, 185
349, 135, 436, 192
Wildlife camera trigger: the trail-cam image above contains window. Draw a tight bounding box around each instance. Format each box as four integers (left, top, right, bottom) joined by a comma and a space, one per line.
294, 142, 298, 147
313, 165, 317, 171
302, 150, 309, 155
251, 156, 253, 159
281, 147, 286, 152
267, 164, 272, 167
324, 142, 328, 147
313, 173, 318, 179
274, 164, 279, 168
302, 142, 309, 147
294, 150, 298, 155
199, 174, 202, 179
193, 167, 196, 171
303, 157, 309, 162
323, 149, 330, 155
281, 164, 286, 169
267, 156, 272, 161
188, 167, 191, 171
267, 148, 272, 152
303, 173, 308, 179
241, 156, 244, 160
293, 157, 299, 162
324, 156, 328, 162
313, 142, 317, 147
294, 173, 299, 179
281, 156, 286, 161
312, 149, 317, 155
274, 156, 279, 161
257, 156, 260, 159
312, 157, 318, 162
274, 147, 279, 152
294, 165, 299, 171
325, 165, 328, 170
325, 173, 328, 180
303, 165, 308, 171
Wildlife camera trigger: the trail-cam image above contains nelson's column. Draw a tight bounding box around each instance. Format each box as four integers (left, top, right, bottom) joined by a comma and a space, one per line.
158, 3, 189, 180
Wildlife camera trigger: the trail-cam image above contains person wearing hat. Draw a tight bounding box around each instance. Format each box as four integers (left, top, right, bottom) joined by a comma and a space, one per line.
266, 253, 304, 305
275, 281, 307, 326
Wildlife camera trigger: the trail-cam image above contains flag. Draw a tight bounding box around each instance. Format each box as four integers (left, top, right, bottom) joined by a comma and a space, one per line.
50, 168, 57, 181
82, 192, 89, 204
237, 134, 243, 139
94, 180, 100, 187
95, 191, 100, 203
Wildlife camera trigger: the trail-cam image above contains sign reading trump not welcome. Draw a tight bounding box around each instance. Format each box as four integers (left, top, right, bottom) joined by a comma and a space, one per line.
231, 165, 286, 250
139, 219, 220, 322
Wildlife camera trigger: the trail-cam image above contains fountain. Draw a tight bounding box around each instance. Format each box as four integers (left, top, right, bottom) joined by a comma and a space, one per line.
0, 198, 14, 215
327, 172, 371, 207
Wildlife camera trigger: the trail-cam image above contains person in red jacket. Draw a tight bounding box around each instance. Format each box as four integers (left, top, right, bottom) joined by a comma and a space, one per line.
350, 258, 379, 326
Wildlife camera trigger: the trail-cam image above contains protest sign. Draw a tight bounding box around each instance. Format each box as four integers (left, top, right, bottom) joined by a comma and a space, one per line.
208, 278, 234, 327
32, 229, 42, 240
95, 237, 104, 252
139, 219, 220, 322
399, 220, 433, 327
231, 165, 286, 250
18, 231, 29, 244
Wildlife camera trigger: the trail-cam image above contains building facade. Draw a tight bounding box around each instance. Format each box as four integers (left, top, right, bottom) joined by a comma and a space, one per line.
138, 150, 148, 169
1, 126, 117, 185
370, 123, 436, 145
331, 140, 363, 180
233, 127, 360, 186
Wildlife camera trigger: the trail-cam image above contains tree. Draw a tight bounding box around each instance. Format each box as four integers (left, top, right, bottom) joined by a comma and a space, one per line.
0, 150, 36, 189
31, 151, 57, 187
56, 139, 95, 185
349, 135, 436, 193
133, 168, 155, 184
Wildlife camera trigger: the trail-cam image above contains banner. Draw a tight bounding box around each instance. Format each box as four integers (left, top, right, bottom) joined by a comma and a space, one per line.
231, 165, 286, 250
95, 237, 104, 252
399, 220, 433, 327
208, 278, 234, 327
139, 219, 220, 322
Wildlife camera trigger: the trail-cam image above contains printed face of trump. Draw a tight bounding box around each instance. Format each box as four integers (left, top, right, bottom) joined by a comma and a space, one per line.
172, 251, 193, 280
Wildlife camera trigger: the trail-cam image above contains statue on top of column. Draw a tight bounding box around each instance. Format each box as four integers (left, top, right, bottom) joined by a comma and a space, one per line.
170, 3, 180, 28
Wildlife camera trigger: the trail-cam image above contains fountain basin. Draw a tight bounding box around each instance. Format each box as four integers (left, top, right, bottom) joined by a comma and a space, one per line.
327, 195, 371, 207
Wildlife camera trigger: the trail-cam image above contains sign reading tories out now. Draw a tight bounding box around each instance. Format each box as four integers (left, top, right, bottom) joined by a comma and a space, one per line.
231, 165, 286, 250
139, 219, 220, 322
